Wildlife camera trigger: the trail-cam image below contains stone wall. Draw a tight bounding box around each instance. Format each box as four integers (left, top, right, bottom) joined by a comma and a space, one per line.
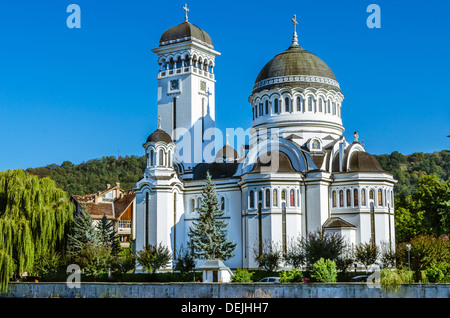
1, 282, 449, 298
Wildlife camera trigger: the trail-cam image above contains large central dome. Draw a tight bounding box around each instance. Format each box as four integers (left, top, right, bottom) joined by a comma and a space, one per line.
252, 44, 340, 94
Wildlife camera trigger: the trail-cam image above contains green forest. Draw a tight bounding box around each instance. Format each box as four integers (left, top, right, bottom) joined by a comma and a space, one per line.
25, 150, 450, 199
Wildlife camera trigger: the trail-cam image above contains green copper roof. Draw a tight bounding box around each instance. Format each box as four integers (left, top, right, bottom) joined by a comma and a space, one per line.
253, 45, 339, 94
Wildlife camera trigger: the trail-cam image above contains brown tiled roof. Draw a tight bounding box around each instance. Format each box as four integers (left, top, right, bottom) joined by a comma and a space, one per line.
71, 186, 135, 220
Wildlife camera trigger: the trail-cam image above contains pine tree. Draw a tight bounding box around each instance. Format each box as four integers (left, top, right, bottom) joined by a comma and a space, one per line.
187, 171, 236, 261
67, 204, 99, 256
0, 169, 73, 292
96, 215, 120, 256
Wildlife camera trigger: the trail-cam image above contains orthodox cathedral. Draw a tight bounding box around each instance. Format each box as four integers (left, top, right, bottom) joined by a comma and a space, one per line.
134, 6, 396, 269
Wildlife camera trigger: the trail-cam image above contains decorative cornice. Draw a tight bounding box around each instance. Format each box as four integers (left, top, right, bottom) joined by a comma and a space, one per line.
159, 36, 214, 49
253, 75, 340, 92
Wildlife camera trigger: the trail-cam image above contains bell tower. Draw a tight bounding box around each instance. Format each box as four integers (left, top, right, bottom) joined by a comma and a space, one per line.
151, 4, 221, 177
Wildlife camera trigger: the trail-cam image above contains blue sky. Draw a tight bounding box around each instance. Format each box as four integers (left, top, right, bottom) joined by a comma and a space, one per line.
0, 0, 449, 171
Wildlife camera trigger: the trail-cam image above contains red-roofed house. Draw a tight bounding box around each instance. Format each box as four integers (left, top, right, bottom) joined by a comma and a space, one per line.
71, 183, 136, 248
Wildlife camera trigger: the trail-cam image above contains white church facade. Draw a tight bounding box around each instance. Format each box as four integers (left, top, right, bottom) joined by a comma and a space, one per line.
134, 8, 396, 269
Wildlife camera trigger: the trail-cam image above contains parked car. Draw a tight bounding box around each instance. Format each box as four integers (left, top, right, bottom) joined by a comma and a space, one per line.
351, 275, 368, 282
258, 277, 280, 283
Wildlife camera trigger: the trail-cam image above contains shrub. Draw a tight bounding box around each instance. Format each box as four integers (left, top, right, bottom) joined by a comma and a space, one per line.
355, 242, 380, 271
279, 268, 303, 283
380, 269, 403, 292
231, 268, 253, 282
421, 262, 450, 283
137, 243, 172, 274
75, 243, 113, 278
174, 245, 196, 276
311, 258, 337, 282
253, 240, 282, 272
301, 231, 345, 267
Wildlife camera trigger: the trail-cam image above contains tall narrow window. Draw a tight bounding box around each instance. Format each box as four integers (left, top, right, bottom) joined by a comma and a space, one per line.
391, 191, 394, 207
346, 189, 351, 207
265, 100, 269, 114
327, 99, 331, 113
150, 149, 154, 166
281, 190, 286, 202
191, 199, 195, 212
361, 189, 366, 206
332, 190, 337, 207
249, 190, 255, 209
197, 197, 202, 209
258, 203, 263, 257
319, 98, 323, 112
369, 189, 374, 200
273, 189, 278, 206
259, 103, 263, 116
173, 192, 177, 255
145, 192, 149, 246
282, 202, 287, 255
296, 96, 302, 112
201, 98, 205, 142
265, 189, 270, 207
354, 189, 359, 207
274, 98, 279, 113
333, 102, 336, 115
284, 97, 290, 112
173, 97, 177, 140
159, 149, 164, 166
258, 190, 263, 202
378, 189, 383, 206
220, 197, 225, 211
339, 190, 344, 207
308, 96, 313, 111
290, 189, 295, 207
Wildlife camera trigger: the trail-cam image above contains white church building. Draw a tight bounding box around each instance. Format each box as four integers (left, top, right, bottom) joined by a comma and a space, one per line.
134, 7, 396, 269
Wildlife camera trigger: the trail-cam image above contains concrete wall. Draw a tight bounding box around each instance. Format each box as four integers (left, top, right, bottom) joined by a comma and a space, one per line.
2, 282, 449, 298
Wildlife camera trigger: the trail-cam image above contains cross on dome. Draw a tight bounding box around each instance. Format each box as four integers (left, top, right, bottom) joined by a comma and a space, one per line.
291, 14, 299, 46
183, 4, 189, 22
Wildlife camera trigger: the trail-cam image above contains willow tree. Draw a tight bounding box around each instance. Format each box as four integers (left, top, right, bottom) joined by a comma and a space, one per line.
0, 169, 73, 291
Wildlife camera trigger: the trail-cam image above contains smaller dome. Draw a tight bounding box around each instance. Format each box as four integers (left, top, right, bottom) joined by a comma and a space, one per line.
159, 21, 213, 48
146, 128, 172, 144
251, 151, 297, 173
348, 151, 384, 173
215, 144, 238, 162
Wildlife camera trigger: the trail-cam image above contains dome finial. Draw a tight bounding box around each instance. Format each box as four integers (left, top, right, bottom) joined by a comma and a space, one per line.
183, 3, 189, 22
291, 14, 299, 46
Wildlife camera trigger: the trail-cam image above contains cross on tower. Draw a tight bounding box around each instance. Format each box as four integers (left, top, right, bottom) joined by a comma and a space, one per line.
291, 14, 299, 46
183, 4, 189, 22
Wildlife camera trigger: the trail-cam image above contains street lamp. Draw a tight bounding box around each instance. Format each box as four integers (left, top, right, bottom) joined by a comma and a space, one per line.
406, 244, 411, 272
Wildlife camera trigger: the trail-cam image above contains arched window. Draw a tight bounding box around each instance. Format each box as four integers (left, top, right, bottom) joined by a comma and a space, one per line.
168, 150, 172, 167
259, 103, 263, 117
308, 96, 313, 111
290, 189, 295, 207
249, 190, 255, 208
220, 197, 225, 211
159, 149, 164, 166
339, 190, 344, 207
319, 98, 323, 112
176, 56, 182, 68
150, 149, 154, 166
346, 189, 351, 207
273, 189, 278, 206
333, 102, 337, 115
354, 189, 359, 207
327, 99, 331, 113
391, 191, 394, 207
361, 189, 366, 206
369, 189, 374, 200
197, 197, 202, 209
281, 190, 286, 202
191, 199, 195, 212
265, 100, 269, 114
378, 189, 383, 206
274, 98, 279, 113
258, 190, 263, 202
284, 97, 290, 112
384, 189, 387, 206
332, 190, 337, 207
297, 96, 303, 112
265, 189, 270, 207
